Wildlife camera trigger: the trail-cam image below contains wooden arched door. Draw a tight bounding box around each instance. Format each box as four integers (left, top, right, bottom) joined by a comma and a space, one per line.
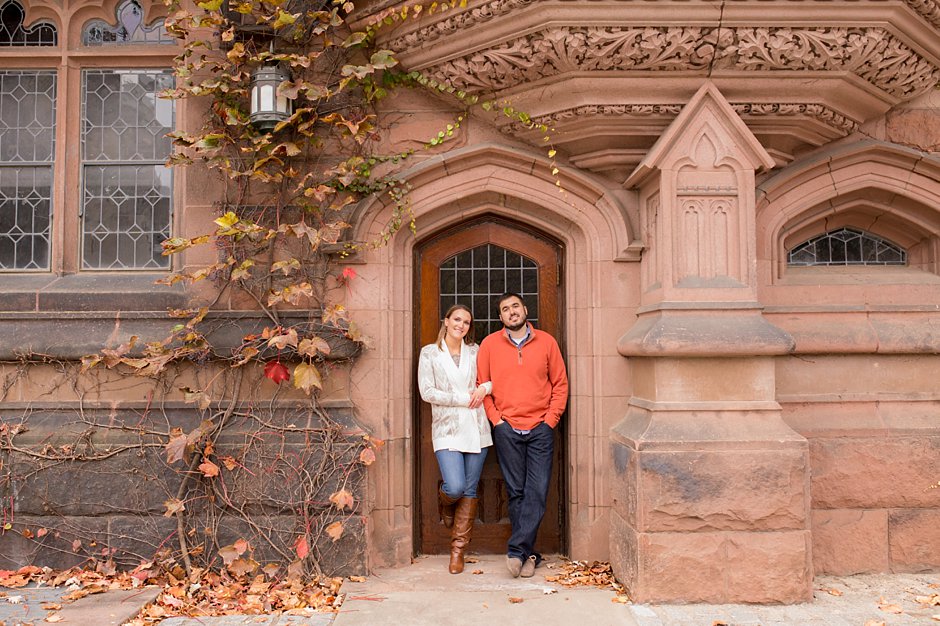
415, 217, 565, 554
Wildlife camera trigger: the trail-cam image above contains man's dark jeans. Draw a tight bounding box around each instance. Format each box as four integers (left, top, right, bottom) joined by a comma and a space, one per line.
492, 421, 554, 563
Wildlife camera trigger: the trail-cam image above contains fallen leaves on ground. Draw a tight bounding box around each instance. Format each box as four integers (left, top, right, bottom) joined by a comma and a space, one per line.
0, 560, 344, 624
878, 597, 905, 614
508, 596, 524, 603
916, 593, 940, 607
543, 559, 631, 602
817, 586, 843, 596
129, 567, 343, 623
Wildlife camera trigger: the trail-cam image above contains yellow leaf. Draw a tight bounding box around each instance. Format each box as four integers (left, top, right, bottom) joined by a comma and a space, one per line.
325, 521, 344, 542
214, 211, 239, 230
293, 362, 322, 394
271, 9, 298, 29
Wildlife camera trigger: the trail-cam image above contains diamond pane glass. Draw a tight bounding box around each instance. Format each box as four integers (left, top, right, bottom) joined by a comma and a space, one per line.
439, 243, 539, 340
83, 0, 173, 45
81, 70, 174, 270
0, 70, 57, 162
0, 70, 55, 271
82, 164, 171, 269
0, 0, 57, 46
788, 227, 907, 266
82, 70, 174, 162
0, 166, 51, 269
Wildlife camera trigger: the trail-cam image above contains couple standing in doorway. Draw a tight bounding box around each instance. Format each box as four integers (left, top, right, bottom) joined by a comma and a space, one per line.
417, 293, 569, 577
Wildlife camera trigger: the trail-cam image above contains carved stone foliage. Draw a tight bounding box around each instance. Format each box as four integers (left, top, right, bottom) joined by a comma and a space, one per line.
386, 0, 940, 50
426, 26, 940, 99
504, 102, 858, 138
387, 0, 537, 51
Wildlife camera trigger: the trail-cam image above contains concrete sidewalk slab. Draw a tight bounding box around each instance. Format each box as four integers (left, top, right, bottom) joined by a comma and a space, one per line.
160, 615, 334, 626
630, 573, 939, 626
0, 584, 161, 626
333, 554, 637, 626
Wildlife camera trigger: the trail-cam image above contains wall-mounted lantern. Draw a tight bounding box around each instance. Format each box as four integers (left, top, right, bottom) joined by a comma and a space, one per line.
249, 64, 292, 131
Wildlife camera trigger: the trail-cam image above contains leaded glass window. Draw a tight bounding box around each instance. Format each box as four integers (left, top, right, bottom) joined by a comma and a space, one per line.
0, 70, 56, 270
81, 69, 174, 270
82, 0, 173, 45
439, 244, 539, 340
0, 0, 56, 46
788, 227, 906, 266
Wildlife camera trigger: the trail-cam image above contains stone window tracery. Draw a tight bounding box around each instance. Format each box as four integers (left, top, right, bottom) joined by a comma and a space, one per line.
82, 0, 172, 46
0, 0, 55, 46
787, 227, 907, 266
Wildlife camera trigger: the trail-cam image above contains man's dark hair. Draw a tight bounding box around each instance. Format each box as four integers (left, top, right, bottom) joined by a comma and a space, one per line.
496, 292, 526, 311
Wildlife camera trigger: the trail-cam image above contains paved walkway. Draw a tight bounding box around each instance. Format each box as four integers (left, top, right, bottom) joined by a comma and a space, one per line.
1, 556, 937, 625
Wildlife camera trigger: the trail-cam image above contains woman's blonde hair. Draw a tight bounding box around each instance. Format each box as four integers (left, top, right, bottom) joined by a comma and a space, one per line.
436, 304, 475, 349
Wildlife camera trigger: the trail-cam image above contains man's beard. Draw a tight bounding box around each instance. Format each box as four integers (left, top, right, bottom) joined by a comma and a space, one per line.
505, 318, 527, 332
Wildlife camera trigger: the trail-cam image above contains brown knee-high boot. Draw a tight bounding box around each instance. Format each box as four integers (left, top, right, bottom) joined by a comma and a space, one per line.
449, 497, 478, 574
438, 484, 459, 529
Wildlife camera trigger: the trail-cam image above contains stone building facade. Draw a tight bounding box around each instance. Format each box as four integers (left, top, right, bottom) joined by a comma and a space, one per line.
1, 0, 939, 604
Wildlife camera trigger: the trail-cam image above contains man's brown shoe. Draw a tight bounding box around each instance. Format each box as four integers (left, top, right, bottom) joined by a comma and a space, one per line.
520, 555, 537, 578
506, 556, 523, 578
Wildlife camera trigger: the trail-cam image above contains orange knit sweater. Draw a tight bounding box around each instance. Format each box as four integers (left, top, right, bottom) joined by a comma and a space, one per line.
476, 324, 569, 430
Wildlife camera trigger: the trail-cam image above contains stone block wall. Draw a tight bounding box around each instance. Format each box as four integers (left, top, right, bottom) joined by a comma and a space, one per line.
0, 405, 369, 575
778, 355, 940, 576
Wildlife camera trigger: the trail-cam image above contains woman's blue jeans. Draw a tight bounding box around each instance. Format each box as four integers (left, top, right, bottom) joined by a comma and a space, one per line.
436, 448, 488, 499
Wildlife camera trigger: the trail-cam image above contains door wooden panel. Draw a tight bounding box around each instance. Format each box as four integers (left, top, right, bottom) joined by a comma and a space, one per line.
415, 218, 565, 554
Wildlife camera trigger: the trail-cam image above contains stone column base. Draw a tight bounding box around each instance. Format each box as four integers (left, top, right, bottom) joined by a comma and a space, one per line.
610, 401, 813, 604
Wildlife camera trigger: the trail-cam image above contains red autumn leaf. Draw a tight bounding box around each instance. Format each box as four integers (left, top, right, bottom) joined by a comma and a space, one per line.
198, 459, 219, 478
294, 535, 309, 559
264, 360, 290, 384
341, 267, 356, 281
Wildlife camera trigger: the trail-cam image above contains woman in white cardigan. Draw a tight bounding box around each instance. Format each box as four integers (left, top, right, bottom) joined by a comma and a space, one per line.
418, 304, 493, 574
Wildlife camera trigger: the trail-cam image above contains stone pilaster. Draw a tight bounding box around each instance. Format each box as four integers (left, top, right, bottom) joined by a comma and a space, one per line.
614, 83, 810, 603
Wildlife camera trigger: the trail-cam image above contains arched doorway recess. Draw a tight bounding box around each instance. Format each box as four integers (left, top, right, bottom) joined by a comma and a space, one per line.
414, 216, 566, 554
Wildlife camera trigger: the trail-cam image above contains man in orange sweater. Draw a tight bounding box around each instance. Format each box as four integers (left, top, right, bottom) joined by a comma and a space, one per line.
477, 292, 569, 578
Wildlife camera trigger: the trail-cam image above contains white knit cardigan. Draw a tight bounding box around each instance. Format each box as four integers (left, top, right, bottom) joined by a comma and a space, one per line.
417, 342, 493, 453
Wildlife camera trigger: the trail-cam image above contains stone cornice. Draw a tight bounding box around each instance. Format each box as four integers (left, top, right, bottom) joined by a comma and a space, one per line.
382, 0, 940, 51
421, 26, 940, 100
503, 102, 860, 137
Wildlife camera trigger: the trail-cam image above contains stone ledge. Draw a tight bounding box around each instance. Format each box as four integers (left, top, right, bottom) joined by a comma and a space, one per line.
0, 273, 186, 312
619, 311, 794, 357
0, 311, 361, 361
